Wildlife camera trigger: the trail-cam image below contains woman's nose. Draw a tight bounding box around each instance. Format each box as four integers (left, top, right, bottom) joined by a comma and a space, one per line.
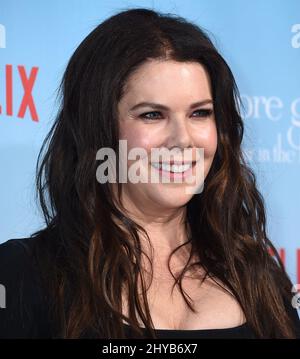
167, 115, 193, 149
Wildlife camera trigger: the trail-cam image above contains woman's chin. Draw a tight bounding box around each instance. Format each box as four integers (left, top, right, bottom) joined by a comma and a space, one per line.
149, 189, 194, 209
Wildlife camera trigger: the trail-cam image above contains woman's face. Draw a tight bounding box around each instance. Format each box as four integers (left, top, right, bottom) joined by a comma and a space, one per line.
116, 59, 218, 212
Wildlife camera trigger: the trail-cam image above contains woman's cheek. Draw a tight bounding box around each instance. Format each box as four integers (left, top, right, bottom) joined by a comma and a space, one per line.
194, 132, 217, 158
131, 131, 157, 153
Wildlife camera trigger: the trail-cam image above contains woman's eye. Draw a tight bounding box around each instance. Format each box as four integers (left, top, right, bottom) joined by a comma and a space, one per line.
139, 111, 162, 120
139, 109, 213, 121
192, 109, 214, 118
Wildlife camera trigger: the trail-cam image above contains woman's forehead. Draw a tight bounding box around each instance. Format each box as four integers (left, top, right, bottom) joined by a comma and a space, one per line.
121, 60, 212, 105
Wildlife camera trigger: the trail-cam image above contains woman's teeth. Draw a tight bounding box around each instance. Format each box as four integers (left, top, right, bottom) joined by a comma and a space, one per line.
151, 162, 193, 173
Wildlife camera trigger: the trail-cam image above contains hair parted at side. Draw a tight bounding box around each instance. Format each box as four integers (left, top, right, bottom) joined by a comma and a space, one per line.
31, 7, 298, 338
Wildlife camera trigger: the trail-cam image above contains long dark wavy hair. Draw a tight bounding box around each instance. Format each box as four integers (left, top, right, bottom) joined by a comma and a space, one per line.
31, 7, 297, 338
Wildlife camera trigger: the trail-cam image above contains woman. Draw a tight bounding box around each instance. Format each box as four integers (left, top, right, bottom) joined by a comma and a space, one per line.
0, 8, 299, 339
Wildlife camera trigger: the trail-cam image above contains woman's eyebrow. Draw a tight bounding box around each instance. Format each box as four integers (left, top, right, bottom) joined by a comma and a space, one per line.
129, 99, 213, 111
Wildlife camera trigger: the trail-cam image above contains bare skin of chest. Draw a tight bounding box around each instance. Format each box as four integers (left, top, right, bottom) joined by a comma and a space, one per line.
121, 266, 246, 330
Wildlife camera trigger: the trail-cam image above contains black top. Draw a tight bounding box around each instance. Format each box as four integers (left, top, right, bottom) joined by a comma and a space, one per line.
0, 237, 299, 339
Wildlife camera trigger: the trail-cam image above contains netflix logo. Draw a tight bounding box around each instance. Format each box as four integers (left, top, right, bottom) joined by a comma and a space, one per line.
0, 64, 39, 121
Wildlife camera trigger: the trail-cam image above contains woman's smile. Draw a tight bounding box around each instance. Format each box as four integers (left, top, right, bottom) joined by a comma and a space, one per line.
150, 161, 196, 180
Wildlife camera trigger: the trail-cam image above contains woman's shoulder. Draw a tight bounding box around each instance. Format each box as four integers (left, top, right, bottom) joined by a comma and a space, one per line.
0, 236, 53, 338
0, 236, 37, 282
0, 237, 41, 287
0, 236, 37, 261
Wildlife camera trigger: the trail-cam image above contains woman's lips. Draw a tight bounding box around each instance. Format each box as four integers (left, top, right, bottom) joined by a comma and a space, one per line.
150, 161, 196, 180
